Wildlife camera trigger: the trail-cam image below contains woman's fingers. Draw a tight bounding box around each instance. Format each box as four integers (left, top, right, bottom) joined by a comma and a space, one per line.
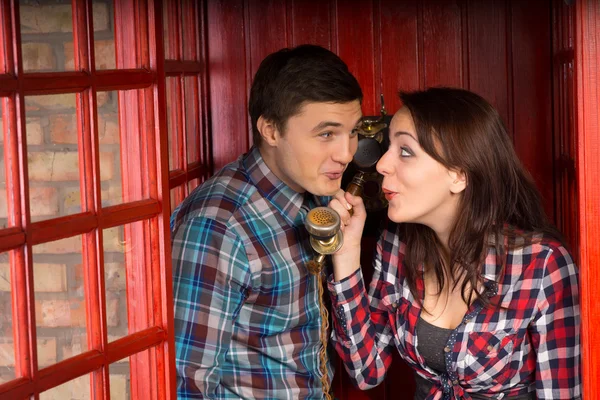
328, 198, 351, 228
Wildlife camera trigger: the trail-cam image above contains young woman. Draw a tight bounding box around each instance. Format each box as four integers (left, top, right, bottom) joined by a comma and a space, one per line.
327, 88, 580, 399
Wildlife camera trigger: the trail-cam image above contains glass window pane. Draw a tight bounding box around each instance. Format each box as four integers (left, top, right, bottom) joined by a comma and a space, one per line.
33, 235, 87, 365
109, 357, 131, 400
61, 1, 115, 71
97, 91, 123, 207
104, 220, 149, 340
99, 89, 151, 206
25, 94, 82, 221
170, 185, 184, 214
166, 77, 182, 171
39, 374, 90, 400
184, 76, 199, 163
104, 225, 127, 341
93, 0, 116, 70
19, 0, 75, 73
0, 252, 16, 384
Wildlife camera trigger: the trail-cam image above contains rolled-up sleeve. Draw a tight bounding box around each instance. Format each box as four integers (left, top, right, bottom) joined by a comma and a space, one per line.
327, 241, 396, 390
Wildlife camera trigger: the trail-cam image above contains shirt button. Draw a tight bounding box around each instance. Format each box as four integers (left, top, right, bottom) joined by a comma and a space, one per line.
487, 345, 494, 352
444, 346, 451, 353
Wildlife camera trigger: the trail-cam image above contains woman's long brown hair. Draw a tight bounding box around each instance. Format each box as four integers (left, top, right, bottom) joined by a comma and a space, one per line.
397, 87, 563, 308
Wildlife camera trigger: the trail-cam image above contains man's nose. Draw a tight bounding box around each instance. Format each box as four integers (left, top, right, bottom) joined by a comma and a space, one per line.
333, 136, 356, 165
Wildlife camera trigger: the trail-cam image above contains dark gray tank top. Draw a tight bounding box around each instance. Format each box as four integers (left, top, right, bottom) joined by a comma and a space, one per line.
414, 316, 534, 400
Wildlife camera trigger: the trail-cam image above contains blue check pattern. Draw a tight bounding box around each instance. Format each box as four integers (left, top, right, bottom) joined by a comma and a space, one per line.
171, 146, 331, 399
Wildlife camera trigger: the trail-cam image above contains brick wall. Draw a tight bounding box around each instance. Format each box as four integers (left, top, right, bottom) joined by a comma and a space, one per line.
0, 1, 131, 398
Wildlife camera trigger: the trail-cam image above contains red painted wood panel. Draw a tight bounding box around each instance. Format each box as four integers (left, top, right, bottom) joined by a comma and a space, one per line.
466, 0, 510, 125
575, 0, 600, 397
289, 0, 331, 49
551, 1, 578, 252
245, 0, 289, 147
246, 0, 289, 79
380, 0, 421, 112
510, 0, 554, 221
206, 0, 249, 171
421, 0, 463, 87
335, 1, 377, 115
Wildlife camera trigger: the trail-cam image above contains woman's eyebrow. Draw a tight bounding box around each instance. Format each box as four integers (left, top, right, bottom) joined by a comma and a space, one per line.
392, 131, 418, 142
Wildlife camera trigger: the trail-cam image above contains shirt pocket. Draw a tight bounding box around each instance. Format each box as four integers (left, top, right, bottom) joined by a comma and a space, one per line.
467, 331, 514, 358
463, 330, 518, 386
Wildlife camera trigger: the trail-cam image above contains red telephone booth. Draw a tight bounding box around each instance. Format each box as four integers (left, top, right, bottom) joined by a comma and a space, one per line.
0, 1, 598, 399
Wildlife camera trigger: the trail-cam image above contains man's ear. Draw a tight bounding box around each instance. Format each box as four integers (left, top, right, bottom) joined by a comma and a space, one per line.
449, 169, 467, 194
257, 116, 280, 147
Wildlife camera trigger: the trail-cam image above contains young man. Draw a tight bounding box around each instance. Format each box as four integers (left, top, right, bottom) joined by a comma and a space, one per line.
171, 44, 363, 399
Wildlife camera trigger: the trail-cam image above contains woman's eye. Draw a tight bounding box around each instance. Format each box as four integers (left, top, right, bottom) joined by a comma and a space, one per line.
400, 147, 413, 157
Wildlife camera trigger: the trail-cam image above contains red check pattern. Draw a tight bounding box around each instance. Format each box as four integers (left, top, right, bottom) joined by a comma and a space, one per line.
328, 223, 580, 399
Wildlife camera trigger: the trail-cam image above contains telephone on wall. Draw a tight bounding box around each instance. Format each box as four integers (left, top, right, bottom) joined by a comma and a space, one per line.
342, 97, 391, 214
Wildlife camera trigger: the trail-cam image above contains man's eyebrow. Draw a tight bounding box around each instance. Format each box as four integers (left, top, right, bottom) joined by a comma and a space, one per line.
311, 121, 343, 132
392, 131, 418, 141
311, 116, 364, 132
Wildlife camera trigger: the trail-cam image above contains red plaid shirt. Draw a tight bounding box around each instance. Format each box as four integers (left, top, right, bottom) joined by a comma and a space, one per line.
328, 223, 581, 399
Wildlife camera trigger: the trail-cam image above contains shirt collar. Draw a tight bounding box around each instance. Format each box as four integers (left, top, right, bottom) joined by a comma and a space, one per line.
243, 146, 325, 226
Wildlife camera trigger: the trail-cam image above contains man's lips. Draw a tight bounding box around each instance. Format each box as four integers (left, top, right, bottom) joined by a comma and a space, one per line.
324, 171, 343, 180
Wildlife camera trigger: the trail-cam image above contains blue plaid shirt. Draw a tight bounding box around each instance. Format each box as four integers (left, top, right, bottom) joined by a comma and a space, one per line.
171, 147, 330, 399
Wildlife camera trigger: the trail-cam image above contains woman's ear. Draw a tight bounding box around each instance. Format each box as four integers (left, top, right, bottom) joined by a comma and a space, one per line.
449, 169, 467, 194
257, 116, 279, 147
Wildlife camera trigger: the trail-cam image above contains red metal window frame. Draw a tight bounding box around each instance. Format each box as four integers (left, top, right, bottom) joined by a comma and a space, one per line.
0, 0, 175, 398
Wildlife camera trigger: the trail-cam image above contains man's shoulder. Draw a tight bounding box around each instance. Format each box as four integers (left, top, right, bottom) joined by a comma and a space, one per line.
172, 161, 256, 228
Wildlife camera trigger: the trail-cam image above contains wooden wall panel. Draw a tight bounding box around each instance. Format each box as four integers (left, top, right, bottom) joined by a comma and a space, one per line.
244, 0, 289, 146
289, 0, 332, 48
421, 0, 464, 87
380, 0, 421, 112
245, 0, 289, 79
467, 0, 510, 125
335, 1, 377, 114
206, 0, 249, 171
510, 0, 554, 220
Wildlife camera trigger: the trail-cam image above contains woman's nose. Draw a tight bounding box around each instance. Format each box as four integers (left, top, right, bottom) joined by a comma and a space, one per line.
376, 151, 391, 175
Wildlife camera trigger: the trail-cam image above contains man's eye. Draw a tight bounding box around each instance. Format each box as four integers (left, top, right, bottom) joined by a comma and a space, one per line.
319, 131, 333, 138
350, 128, 359, 138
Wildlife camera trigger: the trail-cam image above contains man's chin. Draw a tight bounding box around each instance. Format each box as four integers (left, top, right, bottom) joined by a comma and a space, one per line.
307, 182, 342, 197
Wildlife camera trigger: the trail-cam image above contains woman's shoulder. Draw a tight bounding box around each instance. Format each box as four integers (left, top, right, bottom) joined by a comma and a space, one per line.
505, 229, 576, 276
